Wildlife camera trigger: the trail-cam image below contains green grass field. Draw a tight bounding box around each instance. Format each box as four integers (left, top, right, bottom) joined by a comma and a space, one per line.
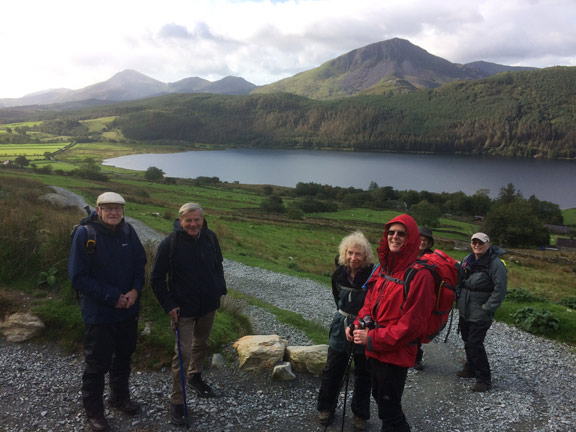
0, 143, 67, 157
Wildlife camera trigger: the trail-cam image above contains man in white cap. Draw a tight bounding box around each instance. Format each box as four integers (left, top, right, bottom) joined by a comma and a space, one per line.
456, 232, 507, 392
68, 192, 147, 431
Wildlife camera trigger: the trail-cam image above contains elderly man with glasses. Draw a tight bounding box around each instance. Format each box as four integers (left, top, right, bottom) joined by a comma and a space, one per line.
68, 192, 147, 432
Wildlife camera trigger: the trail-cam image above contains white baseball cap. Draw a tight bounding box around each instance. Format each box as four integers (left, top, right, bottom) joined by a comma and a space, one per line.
96, 192, 126, 206
471, 232, 490, 243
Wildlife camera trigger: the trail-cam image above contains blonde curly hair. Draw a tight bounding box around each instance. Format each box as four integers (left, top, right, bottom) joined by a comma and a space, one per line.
337, 231, 375, 267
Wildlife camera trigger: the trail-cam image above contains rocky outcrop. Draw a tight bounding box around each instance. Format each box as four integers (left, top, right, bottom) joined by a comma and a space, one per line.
233, 335, 287, 371
0, 312, 45, 342
285, 345, 328, 375
232, 334, 328, 378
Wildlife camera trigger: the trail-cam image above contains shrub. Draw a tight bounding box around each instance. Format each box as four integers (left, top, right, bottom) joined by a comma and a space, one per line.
260, 195, 286, 213
558, 296, 576, 309
506, 288, 545, 303
511, 307, 560, 334
144, 166, 164, 181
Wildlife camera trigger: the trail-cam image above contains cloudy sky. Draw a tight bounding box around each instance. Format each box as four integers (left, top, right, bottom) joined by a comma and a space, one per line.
2, 0, 575, 98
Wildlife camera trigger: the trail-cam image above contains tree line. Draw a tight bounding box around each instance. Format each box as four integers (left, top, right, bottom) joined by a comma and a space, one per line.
255, 179, 562, 248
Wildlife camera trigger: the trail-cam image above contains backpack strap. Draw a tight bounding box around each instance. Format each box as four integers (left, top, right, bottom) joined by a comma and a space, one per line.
83, 225, 96, 254
168, 231, 177, 289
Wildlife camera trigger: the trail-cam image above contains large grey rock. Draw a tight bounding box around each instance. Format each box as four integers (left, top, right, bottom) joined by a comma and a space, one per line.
0, 312, 45, 342
285, 344, 328, 375
232, 335, 287, 371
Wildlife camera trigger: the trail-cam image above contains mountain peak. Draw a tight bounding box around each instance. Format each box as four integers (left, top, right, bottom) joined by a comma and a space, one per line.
253, 37, 485, 99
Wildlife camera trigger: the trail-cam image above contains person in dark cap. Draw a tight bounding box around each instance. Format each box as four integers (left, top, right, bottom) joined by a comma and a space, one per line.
413, 226, 435, 370
456, 232, 507, 392
418, 226, 434, 258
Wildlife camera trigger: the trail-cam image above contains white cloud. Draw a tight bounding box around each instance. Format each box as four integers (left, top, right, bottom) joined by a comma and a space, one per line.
1, 0, 575, 98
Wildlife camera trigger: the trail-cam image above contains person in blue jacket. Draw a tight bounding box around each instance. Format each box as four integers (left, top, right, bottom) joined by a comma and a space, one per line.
151, 202, 227, 426
68, 192, 147, 432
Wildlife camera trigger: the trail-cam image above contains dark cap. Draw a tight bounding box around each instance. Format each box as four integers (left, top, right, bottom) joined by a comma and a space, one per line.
419, 226, 434, 246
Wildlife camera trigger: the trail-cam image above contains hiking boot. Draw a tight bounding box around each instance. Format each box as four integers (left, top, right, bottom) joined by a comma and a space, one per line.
188, 373, 216, 398
87, 413, 110, 432
413, 360, 424, 371
471, 382, 492, 392
170, 403, 188, 426
108, 397, 141, 415
354, 415, 367, 431
456, 369, 475, 378
318, 411, 333, 425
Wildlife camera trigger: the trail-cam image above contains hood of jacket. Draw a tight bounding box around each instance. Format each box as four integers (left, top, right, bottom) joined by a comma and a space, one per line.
377, 214, 419, 276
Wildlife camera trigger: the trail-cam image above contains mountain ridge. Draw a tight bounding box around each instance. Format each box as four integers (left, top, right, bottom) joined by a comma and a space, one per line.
0, 38, 537, 107
0, 71, 258, 108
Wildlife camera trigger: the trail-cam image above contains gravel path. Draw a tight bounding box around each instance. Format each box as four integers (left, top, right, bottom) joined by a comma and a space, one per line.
1, 187, 574, 432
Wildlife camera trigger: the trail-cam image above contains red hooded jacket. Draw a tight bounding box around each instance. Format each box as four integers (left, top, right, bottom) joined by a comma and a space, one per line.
355, 214, 435, 367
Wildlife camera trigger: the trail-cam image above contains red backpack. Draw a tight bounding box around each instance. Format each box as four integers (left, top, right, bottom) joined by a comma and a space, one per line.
402, 249, 461, 343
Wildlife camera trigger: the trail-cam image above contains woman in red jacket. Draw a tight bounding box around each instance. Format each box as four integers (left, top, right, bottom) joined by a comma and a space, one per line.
346, 214, 435, 432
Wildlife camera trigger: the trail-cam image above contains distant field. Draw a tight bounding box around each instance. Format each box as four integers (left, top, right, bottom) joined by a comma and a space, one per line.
0, 121, 43, 129
0, 143, 66, 157
563, 209, 576, 226
80, 117, 116, 133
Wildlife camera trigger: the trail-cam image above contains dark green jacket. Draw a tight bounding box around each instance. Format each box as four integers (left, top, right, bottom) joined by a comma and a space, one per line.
328, 264, 373, 352
457, 246, 507, 322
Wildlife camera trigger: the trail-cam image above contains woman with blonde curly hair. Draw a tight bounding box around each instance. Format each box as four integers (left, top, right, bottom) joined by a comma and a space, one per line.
317, 231, 375, 430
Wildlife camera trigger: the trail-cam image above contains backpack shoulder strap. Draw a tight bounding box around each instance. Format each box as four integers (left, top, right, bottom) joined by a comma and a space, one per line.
83, 224, 96, 254
168, 231, 177, 288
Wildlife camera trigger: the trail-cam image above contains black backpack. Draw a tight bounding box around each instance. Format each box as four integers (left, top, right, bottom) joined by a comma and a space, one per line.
70, 206, 97, 255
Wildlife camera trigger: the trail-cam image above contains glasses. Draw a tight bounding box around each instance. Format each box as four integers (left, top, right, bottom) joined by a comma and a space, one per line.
471, 239, 485, 245
100, 206, 124, 213
387, 230, 406, 237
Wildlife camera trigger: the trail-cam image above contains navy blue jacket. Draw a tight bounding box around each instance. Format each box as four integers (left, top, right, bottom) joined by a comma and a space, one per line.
151, 219, 227, 318
68, 213, 147, 325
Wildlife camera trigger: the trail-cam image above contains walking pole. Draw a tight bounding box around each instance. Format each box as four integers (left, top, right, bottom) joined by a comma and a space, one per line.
323, 323, 356, 432
175, 320, 190, 428
340, 344, 355, 432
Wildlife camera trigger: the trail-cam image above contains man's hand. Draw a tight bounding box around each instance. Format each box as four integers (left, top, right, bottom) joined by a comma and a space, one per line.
115, 295, 128, 309
124, 289, 139, 309
169, 307, 180, 323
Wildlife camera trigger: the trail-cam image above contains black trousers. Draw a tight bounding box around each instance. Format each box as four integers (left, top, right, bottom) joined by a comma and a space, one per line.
317, 346, 371, 420
459, 317, 492, 384
369, 358, 411, 432
82, 319, 138, 417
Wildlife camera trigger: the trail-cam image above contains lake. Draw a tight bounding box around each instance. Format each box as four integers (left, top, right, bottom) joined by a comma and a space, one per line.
103, 149, 576, 209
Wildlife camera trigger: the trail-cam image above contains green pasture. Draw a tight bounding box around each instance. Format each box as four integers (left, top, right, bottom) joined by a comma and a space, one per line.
80, 117, 116, 133
59, 142, 188, 163
0, 143, 66, 157
563, 209, 576, 226
0, 121, 43, 129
